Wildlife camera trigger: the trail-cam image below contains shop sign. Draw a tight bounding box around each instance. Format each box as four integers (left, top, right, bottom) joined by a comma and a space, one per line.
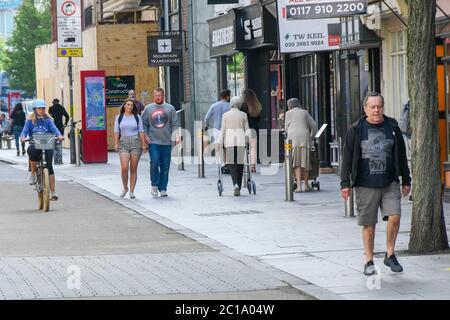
277, 0, 340, 53
105, 76, 135, 108
147, 34, 182, 66
208, 10, 238, 58
283, 0, 367, 20
237, 4, 277, 49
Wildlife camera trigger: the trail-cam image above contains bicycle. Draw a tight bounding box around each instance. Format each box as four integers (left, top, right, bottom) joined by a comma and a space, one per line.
32, 133, 56, 212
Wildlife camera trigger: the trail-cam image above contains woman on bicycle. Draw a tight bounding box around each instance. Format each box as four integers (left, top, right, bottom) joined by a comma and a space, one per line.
20, 99, 64, 201
114, 98, 147, 199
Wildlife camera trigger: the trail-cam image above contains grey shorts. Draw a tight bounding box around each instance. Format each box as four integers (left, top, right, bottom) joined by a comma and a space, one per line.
119, 136, 142, 156
354, 181, 401, 226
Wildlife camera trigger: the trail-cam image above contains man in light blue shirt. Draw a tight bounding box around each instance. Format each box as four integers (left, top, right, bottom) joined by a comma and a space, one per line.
204, 89, 231, 141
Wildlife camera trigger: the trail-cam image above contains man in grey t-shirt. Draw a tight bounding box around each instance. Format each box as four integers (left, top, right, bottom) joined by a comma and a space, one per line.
142, 88, 179, 197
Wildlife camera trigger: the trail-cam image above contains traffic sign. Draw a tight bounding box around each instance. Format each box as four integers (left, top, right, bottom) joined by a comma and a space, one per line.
56, 0, 83, 57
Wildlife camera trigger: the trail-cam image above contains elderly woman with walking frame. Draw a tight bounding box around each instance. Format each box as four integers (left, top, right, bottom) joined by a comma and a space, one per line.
284, 98, 318, 193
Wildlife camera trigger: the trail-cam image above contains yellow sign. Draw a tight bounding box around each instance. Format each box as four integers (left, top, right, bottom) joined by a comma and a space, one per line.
57, 48, 83, 57
285, 143, 292, 151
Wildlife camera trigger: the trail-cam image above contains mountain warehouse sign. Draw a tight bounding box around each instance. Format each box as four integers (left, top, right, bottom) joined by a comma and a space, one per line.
147, 33, 182, 66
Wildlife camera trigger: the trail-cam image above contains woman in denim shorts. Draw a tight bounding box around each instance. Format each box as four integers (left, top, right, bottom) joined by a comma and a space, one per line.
114, 99, 148, 198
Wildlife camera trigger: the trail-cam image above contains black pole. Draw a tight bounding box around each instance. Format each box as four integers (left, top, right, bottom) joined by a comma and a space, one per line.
68, 57, 75, 164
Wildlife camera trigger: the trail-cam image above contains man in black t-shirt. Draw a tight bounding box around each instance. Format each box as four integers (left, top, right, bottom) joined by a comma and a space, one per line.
49, 98, 70, 164
340, 92, 411, 277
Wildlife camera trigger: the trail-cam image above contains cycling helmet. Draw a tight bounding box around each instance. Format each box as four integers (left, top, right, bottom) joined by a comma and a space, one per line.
32, 99, 47, 109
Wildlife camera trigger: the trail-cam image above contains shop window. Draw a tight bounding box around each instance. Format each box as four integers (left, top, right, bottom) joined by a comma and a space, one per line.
298, 54, 318, 117
169, 0, 179, 30
226, 52, 245, 97
390, 30, 408, 119
84, 6, 93, 28
0, 12, 5, 35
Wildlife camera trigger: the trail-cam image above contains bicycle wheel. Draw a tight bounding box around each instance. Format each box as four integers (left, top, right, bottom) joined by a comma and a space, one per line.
37, 170, 43, 210
42, 168, 50, 212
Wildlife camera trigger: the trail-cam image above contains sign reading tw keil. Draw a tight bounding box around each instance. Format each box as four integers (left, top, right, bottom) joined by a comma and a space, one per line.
57, 0, 83, 57
277, 0, 367, 53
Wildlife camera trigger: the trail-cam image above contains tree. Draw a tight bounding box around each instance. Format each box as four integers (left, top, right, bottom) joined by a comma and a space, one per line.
4, 0, 51, 96
407, 0, 449, 253
0, 38, 8, 71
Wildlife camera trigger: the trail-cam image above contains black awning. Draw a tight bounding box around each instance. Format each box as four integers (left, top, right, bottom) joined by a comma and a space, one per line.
236, 3, 277, 50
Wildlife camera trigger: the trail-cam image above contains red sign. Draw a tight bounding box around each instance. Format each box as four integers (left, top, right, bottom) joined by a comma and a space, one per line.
61, 1, 76, 16
7, 92, 21, 116
328, 35, 341, 46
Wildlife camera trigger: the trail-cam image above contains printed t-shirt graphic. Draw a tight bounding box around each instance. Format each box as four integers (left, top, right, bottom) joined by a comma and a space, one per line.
151, 109, 169, 129
361, 128, 394, 175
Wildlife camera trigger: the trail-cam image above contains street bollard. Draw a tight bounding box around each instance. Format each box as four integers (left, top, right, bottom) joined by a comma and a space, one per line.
344, 188, 355, 217
54, 140, 63, 164
178, 129, 184, 171
197, 127, 205, 178
74, 129, 81, 167
285, 139, 294, 201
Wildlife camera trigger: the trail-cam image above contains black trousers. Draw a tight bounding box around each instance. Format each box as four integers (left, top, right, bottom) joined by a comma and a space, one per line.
28, 145, 54, 175
225, 147, 245, 189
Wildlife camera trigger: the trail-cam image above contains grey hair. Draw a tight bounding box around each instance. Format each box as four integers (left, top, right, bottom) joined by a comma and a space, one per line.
363, 92, 384, 107
287, 98, 302, 110
230, 96, 243, 109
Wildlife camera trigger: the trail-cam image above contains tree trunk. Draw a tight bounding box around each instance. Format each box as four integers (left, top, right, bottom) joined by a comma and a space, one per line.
407, 0, 449, 253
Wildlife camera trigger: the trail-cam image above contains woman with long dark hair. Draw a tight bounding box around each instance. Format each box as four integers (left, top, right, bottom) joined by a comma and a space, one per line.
11, 103, 26, 156
114, 98, 147, 198
241, 89, 262, 173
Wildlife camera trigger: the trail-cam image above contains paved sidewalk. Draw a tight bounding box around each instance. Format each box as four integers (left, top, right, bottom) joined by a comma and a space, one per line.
1, 148, 450, 300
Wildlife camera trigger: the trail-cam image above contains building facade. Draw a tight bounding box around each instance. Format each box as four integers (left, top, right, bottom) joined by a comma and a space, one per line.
36, 0, 160, 149
0, 0, 21, 40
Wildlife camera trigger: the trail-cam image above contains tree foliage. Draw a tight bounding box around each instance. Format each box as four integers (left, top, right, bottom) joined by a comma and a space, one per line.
0, 38, 7, 71
4, 0, 51, 96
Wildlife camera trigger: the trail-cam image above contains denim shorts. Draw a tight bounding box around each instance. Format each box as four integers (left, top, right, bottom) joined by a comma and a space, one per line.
354, 181, 401, 226
119, 136, 142, 156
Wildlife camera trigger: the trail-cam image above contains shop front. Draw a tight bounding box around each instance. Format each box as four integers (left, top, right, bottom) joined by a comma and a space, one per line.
208, 3, 281, 163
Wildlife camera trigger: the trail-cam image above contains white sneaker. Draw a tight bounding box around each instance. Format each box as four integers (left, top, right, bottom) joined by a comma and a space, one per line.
129, 192, 136, 199
160, 190, 168, 197
50, 192, 58, 201
151, 187, 158, 197
120, 189, 128, 198
29, 175, 36, 185
234, 185, 240, 196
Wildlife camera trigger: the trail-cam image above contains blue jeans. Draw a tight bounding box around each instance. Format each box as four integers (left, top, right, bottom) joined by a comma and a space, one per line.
149, 144, 172, 191
12, 125, 25, 152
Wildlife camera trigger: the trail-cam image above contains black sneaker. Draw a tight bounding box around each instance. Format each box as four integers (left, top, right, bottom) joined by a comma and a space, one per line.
384, 254, 403, 272
363, 260, 376, 276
